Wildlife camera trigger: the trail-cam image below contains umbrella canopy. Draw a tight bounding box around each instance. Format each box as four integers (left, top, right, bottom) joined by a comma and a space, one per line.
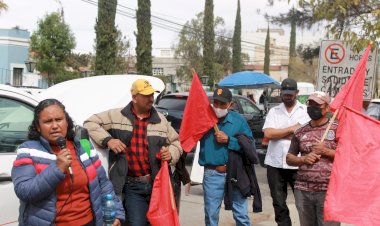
217, 71, 281, 89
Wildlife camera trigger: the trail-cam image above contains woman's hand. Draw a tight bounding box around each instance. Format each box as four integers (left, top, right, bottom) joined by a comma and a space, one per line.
56, 149, 72, 173
112, 219, 121, 226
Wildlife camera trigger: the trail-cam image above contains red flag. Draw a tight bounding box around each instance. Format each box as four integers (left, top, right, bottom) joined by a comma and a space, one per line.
146, 160, 180, 226
329, 44, 372, 121
179, 70, 218, 152
324, 106, 380, 226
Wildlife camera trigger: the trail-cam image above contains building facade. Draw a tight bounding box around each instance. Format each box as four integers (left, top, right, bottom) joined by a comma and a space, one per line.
0, 27, 46, 87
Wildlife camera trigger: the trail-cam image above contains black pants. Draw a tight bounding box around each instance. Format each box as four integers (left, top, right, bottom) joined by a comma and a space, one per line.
267, 165, 297, 226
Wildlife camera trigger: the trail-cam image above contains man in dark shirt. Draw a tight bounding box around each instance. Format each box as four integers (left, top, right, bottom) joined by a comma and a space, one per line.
286, 91, 340, 226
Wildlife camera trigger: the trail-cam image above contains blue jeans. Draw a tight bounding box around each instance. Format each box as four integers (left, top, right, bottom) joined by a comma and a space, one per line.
124, 181, 152, 226
294, 189, 340, 226
203, 168, 251, 226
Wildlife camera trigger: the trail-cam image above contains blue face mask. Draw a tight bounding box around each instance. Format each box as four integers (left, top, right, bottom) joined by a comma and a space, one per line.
307, 106, 323, 120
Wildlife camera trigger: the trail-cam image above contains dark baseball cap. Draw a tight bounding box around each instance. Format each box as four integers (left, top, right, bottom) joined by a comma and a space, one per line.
281, 78, 298, 95
213, 87, 232, 103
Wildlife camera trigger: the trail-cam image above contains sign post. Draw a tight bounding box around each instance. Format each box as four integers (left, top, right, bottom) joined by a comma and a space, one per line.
317, 40, 378, 100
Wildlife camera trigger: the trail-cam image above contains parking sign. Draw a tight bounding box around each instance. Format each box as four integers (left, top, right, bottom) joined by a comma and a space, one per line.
317, 40, 377, 100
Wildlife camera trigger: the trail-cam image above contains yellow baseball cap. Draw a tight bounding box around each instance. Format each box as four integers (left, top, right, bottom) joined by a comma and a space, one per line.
130, 79, 159, 95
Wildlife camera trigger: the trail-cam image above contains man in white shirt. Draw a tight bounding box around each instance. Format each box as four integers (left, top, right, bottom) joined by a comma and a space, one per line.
263, 78, 310, 226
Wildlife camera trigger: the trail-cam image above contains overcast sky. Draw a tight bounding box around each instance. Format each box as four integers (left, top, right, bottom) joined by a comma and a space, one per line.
0, 0, 323, 54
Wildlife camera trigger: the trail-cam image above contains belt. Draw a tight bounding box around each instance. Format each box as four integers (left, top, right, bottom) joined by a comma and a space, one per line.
205, 165, 227, 173
126, 174, 151, 184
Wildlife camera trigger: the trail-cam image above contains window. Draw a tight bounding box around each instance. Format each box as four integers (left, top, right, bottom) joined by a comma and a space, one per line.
12, 68, 23, 86
161, 49, 171, 57
156, 96, 187, 111
0, 98, 34, 153
237, 97, 261, 115
153, 68, 164, 76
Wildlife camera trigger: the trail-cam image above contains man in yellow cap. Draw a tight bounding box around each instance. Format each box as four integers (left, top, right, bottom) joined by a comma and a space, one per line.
84, 79, 182, 226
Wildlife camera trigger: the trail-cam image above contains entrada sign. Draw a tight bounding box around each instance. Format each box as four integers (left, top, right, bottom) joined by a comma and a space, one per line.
317, 40, 377, 100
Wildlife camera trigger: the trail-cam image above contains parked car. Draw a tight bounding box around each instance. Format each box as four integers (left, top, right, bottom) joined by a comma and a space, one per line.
155, 92, 266, 148
366, 99, 380, 120
0, 75, 165, 225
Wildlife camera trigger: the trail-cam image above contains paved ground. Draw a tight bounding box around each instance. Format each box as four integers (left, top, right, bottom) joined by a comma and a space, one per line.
179, 155, 353, 226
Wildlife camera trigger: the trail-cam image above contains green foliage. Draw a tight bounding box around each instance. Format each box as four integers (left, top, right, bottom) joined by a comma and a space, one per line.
302, 0, 379, 50
66, 53, 91, 71
30, 12, 76, 86
53, 71, 81, 84
94, 0, 118, 75
175, 13, 229, 82
203, 0, 215, 86
232, 0, 242, 73
0, 0, 7, 14
264, 25, 270, 75
115, 30, 131, 74
135, 0, 152, 75
215, 34, 232, 76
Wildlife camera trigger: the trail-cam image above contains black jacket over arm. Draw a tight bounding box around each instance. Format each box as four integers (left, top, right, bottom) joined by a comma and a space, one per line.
224, 133, 262, 212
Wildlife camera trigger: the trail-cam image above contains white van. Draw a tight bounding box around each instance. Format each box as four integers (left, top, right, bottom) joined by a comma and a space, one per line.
297, 82, 315, 95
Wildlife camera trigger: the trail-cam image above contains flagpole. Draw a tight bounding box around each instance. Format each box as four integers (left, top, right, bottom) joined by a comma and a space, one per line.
320, 108, 339, 142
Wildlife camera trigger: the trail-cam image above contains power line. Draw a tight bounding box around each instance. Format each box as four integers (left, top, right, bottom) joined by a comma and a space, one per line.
79, 0, 290, 51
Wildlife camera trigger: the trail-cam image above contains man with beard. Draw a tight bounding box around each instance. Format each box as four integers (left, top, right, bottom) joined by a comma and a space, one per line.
84, 79, 182, 226
286, 91, 340, 226
263, 78, 310, 226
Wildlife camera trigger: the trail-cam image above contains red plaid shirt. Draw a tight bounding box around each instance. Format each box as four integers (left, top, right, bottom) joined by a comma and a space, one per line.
126, 108, 151, 177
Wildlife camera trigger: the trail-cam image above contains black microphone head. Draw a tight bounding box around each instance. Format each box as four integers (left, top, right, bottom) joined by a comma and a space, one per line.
56, 137, 66, 149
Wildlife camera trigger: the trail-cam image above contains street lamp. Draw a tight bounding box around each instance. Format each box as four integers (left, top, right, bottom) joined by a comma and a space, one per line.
201, 76, 208, 85
24, 60, 36, 73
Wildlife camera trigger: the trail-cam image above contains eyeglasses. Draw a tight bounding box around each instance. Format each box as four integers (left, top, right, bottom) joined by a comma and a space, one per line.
281, 87, 296, 91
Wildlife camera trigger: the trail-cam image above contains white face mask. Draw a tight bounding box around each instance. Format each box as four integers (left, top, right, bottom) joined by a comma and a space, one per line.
212, 106, 229, 118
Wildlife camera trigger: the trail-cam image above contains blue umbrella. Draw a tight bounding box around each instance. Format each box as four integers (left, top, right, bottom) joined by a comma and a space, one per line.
217, 71, 281, 89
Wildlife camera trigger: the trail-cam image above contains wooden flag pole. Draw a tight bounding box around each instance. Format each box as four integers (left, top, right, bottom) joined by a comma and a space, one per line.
320, 108, 339, 142
213, 124, 220, 133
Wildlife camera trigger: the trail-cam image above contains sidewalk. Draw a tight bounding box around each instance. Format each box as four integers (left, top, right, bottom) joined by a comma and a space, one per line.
179, 164, 353, 226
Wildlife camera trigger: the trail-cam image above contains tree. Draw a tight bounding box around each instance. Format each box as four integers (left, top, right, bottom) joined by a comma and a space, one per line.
175, 13, 230, 82
232, 0, 242, 73
115, 29, 131, 74
267, 4, 314, 78
30, 12, 75, 86
215, 32, 232, 76
303, 0, 378, 50
0, 0, 7, 14
203, 0, 215, 86
135, 0, 152, 75
264, 24, 270, 75
94, 0, 118, 75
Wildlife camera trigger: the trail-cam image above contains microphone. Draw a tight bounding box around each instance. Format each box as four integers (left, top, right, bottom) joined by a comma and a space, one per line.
56, 137, 73, 175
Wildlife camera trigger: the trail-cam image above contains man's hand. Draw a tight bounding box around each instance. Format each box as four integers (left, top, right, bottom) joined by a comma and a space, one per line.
215, 131, 229, 144
303, 152, 321, 165
160, 146, 172, 161
289, 123, 301, 133
112, 219, 121, 226
107, 139, 126, 154
312, 143, 327, 156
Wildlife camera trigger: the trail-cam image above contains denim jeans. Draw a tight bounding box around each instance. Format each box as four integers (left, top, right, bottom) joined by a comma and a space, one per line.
124, 181, 152, 226
267, 166, 297, 226
294, 189, 340, 226
203, 168, 251, 226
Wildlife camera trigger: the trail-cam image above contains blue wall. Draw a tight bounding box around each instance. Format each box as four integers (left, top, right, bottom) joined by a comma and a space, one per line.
0, 28, 30, 84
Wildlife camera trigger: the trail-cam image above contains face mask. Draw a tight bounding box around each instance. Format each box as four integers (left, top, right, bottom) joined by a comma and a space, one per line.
307, 106, 323, 120
213, 106, 229, 118
282, 96, 296, 107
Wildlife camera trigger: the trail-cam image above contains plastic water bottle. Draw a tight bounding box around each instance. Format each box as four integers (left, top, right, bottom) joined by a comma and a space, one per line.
102, 194, 116, 226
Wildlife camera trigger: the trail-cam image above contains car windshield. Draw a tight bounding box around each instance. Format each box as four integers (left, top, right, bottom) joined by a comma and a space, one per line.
156, 96, 187, 111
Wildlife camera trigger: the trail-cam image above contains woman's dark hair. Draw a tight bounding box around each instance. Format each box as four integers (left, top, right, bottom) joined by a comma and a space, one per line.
28, 98, 75, 141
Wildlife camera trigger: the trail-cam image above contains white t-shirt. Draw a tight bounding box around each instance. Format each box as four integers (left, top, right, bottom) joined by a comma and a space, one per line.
263, 101, 310, 169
